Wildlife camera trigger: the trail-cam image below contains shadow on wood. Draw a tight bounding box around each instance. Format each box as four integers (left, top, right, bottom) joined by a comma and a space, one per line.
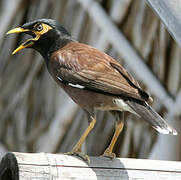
0, 152, 181, 179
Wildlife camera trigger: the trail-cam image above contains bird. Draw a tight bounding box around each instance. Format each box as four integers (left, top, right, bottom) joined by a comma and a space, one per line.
7, 19, 177, 161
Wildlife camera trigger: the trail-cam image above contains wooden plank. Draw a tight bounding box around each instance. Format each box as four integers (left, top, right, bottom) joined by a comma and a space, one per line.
145, 0, 181, 48
0, 152, 181, 179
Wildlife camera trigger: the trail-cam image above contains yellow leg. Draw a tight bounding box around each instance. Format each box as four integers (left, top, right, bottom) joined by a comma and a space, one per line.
72, 117, 96, 152
66, 117, 96, 163
103, 121, 124, 158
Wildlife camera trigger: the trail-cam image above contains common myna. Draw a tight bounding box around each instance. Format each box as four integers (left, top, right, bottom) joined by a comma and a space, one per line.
7, 19, 177, 161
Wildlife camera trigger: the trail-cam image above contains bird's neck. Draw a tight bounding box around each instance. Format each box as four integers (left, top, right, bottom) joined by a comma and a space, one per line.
34, 33, 74, 64
44, 37, 73, 64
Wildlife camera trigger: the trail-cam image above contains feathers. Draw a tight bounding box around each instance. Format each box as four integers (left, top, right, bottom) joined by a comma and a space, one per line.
126, 101, 177, 135
50, 42, 151, 102
113, 98, 139, 115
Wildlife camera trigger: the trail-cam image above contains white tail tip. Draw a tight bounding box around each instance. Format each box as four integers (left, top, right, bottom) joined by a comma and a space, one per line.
154, 126, 177, 135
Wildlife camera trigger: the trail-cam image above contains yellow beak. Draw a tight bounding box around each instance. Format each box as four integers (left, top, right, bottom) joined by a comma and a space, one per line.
6, 27, 29, 35
7, 27, 34, 55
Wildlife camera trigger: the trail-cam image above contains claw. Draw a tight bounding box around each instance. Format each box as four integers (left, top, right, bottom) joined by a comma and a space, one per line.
102, 149, 116, 159
64, 151, 90, 164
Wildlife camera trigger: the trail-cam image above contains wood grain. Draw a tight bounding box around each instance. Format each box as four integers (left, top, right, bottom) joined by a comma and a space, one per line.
1, 152, 181, 180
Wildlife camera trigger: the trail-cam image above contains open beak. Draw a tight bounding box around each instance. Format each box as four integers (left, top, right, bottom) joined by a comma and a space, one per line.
7, 27, 35, 55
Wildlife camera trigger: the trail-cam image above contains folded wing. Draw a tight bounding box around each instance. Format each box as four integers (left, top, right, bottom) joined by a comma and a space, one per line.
50, 42, 152, 103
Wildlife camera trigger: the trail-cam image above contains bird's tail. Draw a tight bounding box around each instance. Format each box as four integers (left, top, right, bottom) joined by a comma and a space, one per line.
126, 101, 177, 135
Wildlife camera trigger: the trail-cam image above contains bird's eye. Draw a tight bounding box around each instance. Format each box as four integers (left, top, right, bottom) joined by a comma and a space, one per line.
35, 24, 43, 31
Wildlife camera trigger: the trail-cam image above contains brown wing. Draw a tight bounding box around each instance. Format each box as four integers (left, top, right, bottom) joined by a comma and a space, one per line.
49, 42, 152, 102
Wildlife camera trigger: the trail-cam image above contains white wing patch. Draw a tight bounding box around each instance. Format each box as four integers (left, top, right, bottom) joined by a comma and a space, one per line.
68, 83, 85, 89
56, 76, 85, 89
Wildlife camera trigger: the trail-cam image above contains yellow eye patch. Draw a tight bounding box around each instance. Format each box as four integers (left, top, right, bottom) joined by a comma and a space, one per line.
33, 23, 52, 38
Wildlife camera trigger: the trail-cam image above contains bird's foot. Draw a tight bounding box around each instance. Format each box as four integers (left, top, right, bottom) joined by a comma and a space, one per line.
102, 149, 116, 159
64, 148, 90, 164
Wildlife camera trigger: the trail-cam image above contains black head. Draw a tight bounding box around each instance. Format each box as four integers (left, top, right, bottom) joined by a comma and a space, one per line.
7, 19, 72, 58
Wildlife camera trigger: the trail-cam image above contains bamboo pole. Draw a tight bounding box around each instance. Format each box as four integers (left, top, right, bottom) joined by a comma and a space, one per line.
0, 152, 181, 180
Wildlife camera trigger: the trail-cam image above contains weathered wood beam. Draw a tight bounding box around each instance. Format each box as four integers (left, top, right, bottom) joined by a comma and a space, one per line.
77, 0, 174, 110
145, 0, 181, 48
0, 152, 181, 180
